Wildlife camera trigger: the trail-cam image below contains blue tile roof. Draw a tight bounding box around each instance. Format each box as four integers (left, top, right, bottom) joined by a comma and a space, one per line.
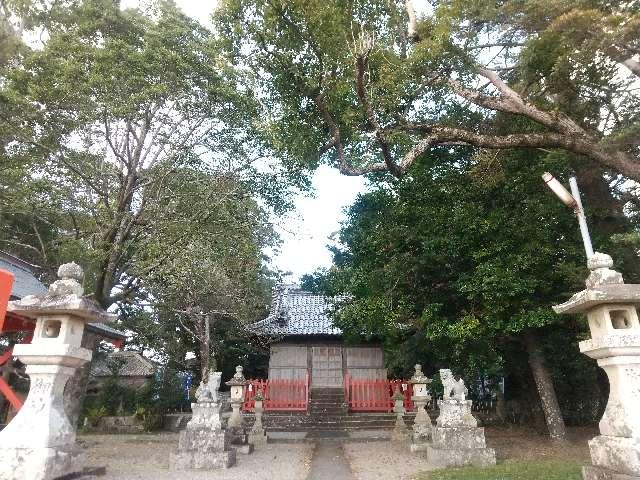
0, 253, 47, 299
250, 285, 344, 336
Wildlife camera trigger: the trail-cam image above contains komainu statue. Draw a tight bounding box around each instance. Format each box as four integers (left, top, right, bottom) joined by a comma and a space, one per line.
440, 369, 468, 401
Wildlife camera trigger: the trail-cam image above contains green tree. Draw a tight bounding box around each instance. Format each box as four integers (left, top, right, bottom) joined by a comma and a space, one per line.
0, 0, 298, 307
215, 0, 639, 180
319, 148, 639, 440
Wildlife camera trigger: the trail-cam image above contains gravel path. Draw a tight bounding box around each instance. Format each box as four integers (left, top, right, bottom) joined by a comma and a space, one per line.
80, 433, 313, 480
307, 441, 355, 480
344, 441, 434, 480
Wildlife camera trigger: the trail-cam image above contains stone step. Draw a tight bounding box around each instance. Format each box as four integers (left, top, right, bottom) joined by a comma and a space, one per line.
309, 407, 349, 413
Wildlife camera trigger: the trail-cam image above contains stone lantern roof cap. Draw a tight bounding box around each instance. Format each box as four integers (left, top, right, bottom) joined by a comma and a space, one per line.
225, 365, 247, 386
8, 294, 116, 323
409, 363, 432, 384
554, 252, 640, 314
553, 284, 640, 315
7, 262, 115, 323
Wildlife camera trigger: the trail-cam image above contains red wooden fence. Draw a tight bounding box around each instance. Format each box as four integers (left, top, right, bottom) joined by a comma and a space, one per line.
242, 373, 309, 412
344, 375, 415, 412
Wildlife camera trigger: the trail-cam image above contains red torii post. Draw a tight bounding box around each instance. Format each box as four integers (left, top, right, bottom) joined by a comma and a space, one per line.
0, 269, 25, 412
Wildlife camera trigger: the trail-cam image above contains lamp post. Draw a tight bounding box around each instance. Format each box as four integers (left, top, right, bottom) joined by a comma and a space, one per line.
226, 366, 247, 430
225, 366, 253, 454
542, 172, 594, 260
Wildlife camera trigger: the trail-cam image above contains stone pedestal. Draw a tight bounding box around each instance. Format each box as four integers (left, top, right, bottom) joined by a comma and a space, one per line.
170, 402, 236, 469
554, 253, 640, 480
424, 370, 495, 468
391, 388, 409, 441
170, 373, 237, 470
0, 263, 114, 480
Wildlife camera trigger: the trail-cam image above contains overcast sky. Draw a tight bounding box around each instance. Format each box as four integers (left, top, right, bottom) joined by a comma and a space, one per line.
119, 0, 369, 280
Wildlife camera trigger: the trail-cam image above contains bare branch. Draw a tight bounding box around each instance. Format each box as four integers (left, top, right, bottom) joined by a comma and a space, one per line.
405, 0, 419, 41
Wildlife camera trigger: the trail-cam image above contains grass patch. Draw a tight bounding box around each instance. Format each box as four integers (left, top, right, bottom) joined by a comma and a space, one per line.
411, 460, 582, 480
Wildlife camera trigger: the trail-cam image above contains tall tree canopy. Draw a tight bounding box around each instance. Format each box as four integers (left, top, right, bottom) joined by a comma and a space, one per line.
0, 0, 299, 309
307, 147, 640, 439
215, 0, 639, 181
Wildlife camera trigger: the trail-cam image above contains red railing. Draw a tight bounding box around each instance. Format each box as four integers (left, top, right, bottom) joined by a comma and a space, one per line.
344, 375, 415, 412
242, 373, 309, 412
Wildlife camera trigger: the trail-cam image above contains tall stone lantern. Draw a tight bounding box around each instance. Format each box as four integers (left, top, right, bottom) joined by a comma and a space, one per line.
0, 263, 115, 480
225, 365, 253, 454
554, 252, 640, 480
226, 365, 247, 430
410, 364, 433, 452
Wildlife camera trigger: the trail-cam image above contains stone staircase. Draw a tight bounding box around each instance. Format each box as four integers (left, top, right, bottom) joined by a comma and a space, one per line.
262, 388, 399, 438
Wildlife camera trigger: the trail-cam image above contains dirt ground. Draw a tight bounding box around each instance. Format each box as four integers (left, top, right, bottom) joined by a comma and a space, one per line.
80, 433, 313, 480
79, 426, 595, 480
342, 426, 593, 480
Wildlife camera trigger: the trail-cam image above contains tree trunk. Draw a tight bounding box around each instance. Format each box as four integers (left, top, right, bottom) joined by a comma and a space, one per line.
524, 332, 567, 441
63, 331, 99, 427
199, 313, 210, 384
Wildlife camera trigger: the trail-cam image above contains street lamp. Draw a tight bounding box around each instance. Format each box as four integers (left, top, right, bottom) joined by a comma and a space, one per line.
542, 172, 594, 260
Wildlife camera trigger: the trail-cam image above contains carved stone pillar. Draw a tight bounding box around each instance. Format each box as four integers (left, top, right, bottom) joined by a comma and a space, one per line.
391, 387, 409, 441
248, 391, 267, 446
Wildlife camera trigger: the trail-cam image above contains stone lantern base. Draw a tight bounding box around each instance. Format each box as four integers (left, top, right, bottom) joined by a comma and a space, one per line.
169, 401, 236, 470
582, 435, 640, 480
170, 428, 236, 470
425, 426, 496, 468
0, 445, 85, 480
423, 398, 496, 468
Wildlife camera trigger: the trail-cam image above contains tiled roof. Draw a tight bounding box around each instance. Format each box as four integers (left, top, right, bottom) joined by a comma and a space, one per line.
0, 253, 47, 299
250, 285, 344, 336
91, 351, 156, 377
0, 251, 127, 340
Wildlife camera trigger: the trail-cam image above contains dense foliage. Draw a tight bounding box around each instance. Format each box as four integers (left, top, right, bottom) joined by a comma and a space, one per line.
304, 145, 638, 426
215, 0, 639, 180
0, 0, 299, 379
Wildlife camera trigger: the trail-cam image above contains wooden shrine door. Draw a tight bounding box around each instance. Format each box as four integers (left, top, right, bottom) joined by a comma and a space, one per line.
311, 346, 343, 388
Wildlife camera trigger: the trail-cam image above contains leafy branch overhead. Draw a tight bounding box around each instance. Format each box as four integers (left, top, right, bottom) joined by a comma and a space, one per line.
216, 0, 640, 180
0, 0, 295, 308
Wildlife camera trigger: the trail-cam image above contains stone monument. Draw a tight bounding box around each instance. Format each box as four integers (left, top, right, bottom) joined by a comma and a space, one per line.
226, 365, 253, 454
248, 389, 268, 446
0, 262, 115, 480
170, 371, 236, 470
554, 252, 640, 480
409, 364, 433, 452
424, 369, 496, 467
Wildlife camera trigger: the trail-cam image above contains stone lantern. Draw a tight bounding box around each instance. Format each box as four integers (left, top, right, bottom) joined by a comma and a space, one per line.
226, 365, 247, 429
0, 263, 115, 480
409, 364, 433, 452
554, 252, 640, 480
225, 365, 253, 454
